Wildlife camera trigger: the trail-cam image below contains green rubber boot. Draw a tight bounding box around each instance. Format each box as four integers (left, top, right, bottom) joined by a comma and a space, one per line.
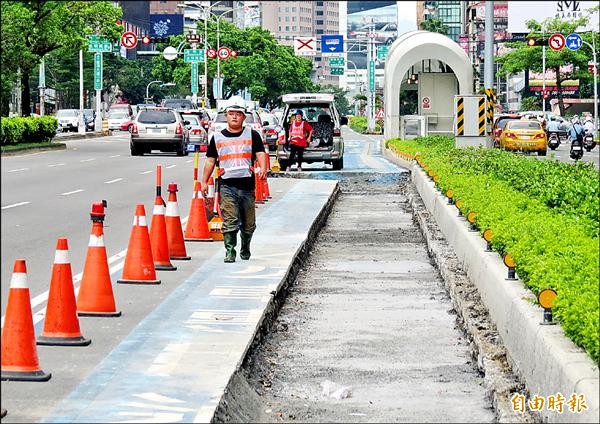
223, 231, 237, 263
240, 232, 253, 260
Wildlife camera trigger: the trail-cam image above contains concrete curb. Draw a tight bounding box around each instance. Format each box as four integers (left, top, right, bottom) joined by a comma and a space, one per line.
383, 145, 599, 423
1, 143, 66, 156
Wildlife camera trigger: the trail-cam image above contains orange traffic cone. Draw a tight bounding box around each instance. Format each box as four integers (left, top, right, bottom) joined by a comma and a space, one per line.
184, 181, 213, 242
77, 201, 121, 317
165, 183, 191, 259
38, 238, 91, 346
206, 176, 215, 212
117, 204, 161, 285
1, 260, 51, 382
149, 195, 177, 271
255, 162, 265, 204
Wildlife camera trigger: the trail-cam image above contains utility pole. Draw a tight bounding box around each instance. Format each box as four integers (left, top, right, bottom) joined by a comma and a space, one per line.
78, 50, 86, 134
483, 0, 495, 141
39, 58, 45, 116
367, 22, 376, 133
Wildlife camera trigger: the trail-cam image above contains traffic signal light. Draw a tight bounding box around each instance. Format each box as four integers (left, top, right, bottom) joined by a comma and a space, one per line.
526, 37, 546, 46
140, 35, 170, 45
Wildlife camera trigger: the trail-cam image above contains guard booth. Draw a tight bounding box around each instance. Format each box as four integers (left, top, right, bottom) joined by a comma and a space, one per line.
454, 94, 489, 148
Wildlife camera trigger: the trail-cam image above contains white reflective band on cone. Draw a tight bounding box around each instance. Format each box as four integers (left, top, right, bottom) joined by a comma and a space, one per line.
54, 249, 70, 264
10, 272, 28, 289
165, 201, 179, 217
88, 234, 105, 247
133, 216, 148, 227
153, 204, 165, 215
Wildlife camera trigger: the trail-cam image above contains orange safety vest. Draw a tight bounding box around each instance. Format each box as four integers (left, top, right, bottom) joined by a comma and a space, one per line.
289, 121, 308, 148
215, 127, 253, 179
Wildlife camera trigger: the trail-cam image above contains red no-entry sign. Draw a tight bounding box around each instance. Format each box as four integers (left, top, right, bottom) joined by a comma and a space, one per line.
121, 31, 138, 49
548, 33, 565, 51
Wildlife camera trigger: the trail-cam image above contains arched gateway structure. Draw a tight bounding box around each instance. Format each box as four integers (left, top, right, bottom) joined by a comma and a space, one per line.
384, 31, 474, 139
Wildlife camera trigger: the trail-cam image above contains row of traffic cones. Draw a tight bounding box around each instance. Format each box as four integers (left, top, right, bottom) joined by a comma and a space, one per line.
1, 163, 268, 382
1, 165, 214, 382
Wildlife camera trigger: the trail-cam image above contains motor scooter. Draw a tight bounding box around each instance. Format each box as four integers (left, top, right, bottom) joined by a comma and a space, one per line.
570, 136, 584, 160
548, 133, 560, 150
583, 133, 596, 152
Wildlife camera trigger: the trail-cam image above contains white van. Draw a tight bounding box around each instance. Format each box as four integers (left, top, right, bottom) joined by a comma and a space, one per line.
277, 93, 347, 170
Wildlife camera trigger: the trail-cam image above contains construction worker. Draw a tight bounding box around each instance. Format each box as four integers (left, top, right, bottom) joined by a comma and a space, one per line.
201, 103, 268, 263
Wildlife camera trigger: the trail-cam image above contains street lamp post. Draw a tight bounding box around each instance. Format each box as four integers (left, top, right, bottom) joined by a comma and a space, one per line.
347, 60, 359, 115
145, 80, 175, 103
542, 22, 547, 115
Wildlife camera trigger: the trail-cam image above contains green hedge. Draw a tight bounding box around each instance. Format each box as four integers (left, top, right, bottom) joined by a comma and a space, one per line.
1, 116, 58, 146
388, 136, 599, 362
349, 116, 381, 134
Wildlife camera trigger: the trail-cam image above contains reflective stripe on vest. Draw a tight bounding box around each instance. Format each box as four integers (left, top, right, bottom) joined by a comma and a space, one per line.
215, 127, 253, 179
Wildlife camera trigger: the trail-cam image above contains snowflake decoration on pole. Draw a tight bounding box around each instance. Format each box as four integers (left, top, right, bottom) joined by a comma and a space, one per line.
153, 19, 171, 36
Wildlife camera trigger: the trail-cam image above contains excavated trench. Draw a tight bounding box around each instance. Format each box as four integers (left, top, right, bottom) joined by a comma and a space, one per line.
213, 172, 536, 423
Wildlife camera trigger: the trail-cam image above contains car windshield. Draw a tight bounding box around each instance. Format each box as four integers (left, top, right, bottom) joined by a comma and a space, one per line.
215, 112, 256, 123
138, 110, 177, 124
497, 118, 518, 129
261, 114, 278, 125
56, 110, 78, 117
509, 121, 542, 130
183, 115, 200, 125
108, 110, 128, 119
163, 100, 194, 109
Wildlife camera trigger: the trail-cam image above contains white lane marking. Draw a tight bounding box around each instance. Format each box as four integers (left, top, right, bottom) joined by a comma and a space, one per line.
48, 163, 66, 167
1, 201, 30, 210
60, 189, 85, 196
1, 216, 189, 328
80, 158, 95, 162
166, 164, 176, 169
105, 178, 124, 184
140, 170, 153, 174
109, 154, 121, 158
185, 159, 193, 163
7, 168, 29, 173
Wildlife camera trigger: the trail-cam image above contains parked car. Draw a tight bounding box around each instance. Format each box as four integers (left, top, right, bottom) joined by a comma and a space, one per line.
209, 109, 267, 144
107, 108, 132, 131
120, 118, 134, 132
56, 109, 81, 132
161, 98, 197, 111
277, 93, 347, 170
83, 109, 95, 132
492, 114, 520, 147
260, 112, 280, 152
130, 107, 190, 156
181, 113, 208, 152
499, 119, 547, 156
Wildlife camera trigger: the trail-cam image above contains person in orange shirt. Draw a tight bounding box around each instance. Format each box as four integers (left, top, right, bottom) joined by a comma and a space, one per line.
287, 109, 313, 172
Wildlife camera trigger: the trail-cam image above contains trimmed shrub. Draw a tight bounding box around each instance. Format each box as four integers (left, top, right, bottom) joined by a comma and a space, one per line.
388, 136, 600, 362
0, 116, 58, 146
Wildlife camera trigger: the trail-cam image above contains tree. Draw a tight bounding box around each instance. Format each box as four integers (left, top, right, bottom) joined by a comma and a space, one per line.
318, 84, 351, 115
497, 14, 599, 115
151, 18, 316, 107
520, 96, 541, 112
1, 1, 122, 116
419, 18, 449, 36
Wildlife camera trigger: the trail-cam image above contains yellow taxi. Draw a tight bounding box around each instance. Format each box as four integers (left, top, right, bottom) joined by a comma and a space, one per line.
499, 119, 547, 156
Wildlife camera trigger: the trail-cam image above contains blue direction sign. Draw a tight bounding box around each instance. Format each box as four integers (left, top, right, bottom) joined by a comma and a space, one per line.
321, 35, 344, 54
565, 33, 582, 51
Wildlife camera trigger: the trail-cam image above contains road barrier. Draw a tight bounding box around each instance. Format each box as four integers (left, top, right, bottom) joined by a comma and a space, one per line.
101, 119, 109, 135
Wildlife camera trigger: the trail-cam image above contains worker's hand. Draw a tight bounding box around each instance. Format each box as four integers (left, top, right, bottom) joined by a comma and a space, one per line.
256, 167, 267, 180
200, 180, 209, 197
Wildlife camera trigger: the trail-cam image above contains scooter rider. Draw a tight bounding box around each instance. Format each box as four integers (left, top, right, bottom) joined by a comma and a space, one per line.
583, 115, 596, 136
546, 118, 561, 140
568, 116, 585, 143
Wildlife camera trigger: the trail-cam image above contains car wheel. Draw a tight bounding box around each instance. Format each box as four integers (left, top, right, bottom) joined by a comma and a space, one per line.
176, 143, 185, 156
537, 149, 547, 156
332, 157, 344, 170
130, 144, 142, 156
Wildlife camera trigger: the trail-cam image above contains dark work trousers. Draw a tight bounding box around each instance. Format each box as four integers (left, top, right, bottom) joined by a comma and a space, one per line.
219, 185, 256, 234
288, 144, 305, 168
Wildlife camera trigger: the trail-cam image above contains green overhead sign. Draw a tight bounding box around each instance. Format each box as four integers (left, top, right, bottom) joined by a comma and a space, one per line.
88, 35, 112, 53
184, 49, 205, 63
